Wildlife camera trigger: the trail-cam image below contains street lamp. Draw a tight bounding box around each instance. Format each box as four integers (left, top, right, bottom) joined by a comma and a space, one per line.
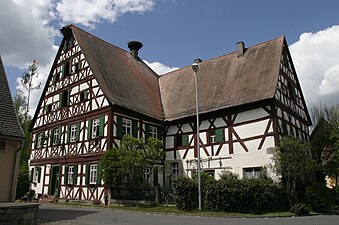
192, 58, 202, 210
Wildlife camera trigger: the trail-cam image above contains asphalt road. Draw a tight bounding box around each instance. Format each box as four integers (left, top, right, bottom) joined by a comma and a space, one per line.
39, 204, 339, 225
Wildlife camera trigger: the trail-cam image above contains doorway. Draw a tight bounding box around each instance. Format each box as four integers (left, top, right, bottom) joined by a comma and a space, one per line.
50, 165, 60, 196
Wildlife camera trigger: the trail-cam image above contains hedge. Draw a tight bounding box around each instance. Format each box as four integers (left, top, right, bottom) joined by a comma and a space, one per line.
173, 173, 288, 213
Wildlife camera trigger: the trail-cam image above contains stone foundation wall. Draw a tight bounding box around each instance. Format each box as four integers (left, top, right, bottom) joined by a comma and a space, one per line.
0, 203, 39, 225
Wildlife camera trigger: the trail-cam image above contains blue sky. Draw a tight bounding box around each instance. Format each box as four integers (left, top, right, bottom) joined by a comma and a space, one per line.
1, 0, 339, 114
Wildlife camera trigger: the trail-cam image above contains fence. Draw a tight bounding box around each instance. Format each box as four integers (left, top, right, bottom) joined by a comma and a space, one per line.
110, 186, 175, 205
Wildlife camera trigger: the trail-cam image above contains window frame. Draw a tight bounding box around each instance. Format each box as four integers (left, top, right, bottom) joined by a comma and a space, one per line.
37, 133, 42, 148
209, 130, 216, 144
171, 162, 179, 179
52, 128, 59, 145
176, 134, 188, 147
143, 168, 151, 183
149, 126, 158, 138
89, 164, 97, 185
122, 118, 132, 136
243, 167, 261, 179
67, 166, 74, 185
91, 118, 100, 139
70, 124, 77, 142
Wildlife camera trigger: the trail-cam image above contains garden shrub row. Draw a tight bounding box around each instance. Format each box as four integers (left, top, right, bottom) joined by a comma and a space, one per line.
174, 172, 288, 213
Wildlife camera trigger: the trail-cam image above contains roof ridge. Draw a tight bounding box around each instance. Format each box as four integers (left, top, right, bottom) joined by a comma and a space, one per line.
160, 35, 285, 78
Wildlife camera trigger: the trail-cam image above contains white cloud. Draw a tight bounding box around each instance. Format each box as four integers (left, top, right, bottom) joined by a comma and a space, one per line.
54, 0, 155, 28
0, 0, 57, 68
143, 60, 179, 75
0, 0, 157, 116
290, 25, 339, 107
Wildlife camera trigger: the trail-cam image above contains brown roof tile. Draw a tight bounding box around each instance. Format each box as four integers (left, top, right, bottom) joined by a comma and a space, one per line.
69, 25, 164, 120
0, 55, 25, 139
159, 36, 284, 121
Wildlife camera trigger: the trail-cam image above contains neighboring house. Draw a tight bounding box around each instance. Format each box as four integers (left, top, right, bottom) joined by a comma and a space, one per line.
29, 25, 311, 202
0, 56, 25, 202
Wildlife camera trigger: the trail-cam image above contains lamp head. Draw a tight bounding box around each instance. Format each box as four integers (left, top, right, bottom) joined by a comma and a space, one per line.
192, 62, 199, 73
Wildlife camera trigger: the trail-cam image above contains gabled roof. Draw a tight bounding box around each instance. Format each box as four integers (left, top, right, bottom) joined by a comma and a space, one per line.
69, 25, 164, 120
159, 36, 284, 121
0, 55, 25, 139
32, 25, 307, 127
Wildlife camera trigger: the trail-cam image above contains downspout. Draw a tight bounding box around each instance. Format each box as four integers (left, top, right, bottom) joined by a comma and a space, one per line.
10, 139, 24, 202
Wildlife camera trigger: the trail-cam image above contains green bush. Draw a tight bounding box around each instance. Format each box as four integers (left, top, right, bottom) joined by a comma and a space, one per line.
332, 187, 339, 209
290, 203, 310, 215
305, 183, 333, 212
174, 171, 288, 213
173, 177, 198, 210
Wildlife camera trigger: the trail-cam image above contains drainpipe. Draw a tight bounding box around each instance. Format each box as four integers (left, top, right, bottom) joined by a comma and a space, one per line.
10, 139, 24, 202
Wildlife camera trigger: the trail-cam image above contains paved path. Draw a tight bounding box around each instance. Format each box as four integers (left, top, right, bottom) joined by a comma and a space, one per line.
39, 204, 339, 225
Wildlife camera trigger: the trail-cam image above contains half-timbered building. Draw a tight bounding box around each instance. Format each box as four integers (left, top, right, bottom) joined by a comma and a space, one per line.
29, 25, 311, 202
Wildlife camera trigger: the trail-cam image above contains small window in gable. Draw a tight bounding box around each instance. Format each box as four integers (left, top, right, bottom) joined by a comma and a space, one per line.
59, 91, 70, 108
80, 90, 89, 102
54, 73, 60, 83
288, 82, 296, 101
64, 61, 71, 77
45, 104, 52, 114
74, 61, 82, 73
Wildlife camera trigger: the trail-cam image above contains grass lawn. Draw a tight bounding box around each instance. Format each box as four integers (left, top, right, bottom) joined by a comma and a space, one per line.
108, 204, 294, 218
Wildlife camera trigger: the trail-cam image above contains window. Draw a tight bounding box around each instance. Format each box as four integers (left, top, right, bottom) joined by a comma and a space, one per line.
32, 167, 41, 183
59, 91, 70, 108
52, 128, 60, 145
176, 134, 188, 147
209, 130, 216, 144
88, 116, 104, 140
243, 167, 261, 179
149, 126, 157, 138
80, 90, 89, 102
37, 133, 42, 148
68, 166, 74, 185
144, 168, 151, 183
92, 118, 100, 139
172, 162, 179, 178
0, 141, 5, 151
122, 118, 132, 136
54, 73, 60, 83
288, 82, 296, 100
63, 61, 70, 77
70, 124, 77, 142
89, 164, 97, 184
74, 61, 81, 73
209, 129, 224, 144
45, 104, 52, 114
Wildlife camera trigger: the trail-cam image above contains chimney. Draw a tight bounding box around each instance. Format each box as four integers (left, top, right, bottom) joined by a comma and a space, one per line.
237, 41, 245, 57
128, 41, 143, 59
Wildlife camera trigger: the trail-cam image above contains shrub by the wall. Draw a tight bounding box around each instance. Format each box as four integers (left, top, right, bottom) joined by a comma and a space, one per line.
305, 183, 333, 212
173, 177, 197, 210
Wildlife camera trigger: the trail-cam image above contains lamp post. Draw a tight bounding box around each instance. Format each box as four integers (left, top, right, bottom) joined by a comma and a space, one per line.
192, 58, 201, 210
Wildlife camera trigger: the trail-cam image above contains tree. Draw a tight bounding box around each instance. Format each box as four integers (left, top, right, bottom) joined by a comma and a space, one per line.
273, 136, 317, 204
13, 90, 32, 198
101, 136, 165, 196
310, 104, 339, 185
13, 60, 41, 199
21, 60, 40, 120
